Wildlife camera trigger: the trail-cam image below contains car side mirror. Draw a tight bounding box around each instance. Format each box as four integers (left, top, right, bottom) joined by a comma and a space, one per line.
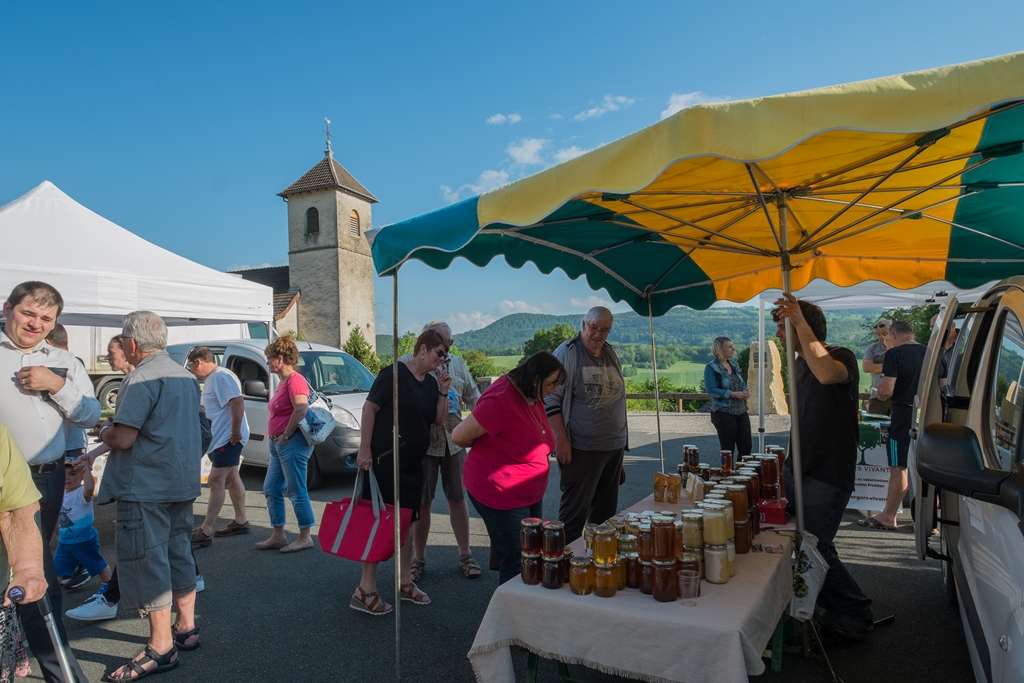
244, 380, 268, 399
917, 423, 1023, 520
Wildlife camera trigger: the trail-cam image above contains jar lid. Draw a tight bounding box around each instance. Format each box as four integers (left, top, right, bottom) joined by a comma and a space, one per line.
638, 523, 652, 531
542, 520, 565, 530
705, 543, 727, 550
625, 552, 640, 559
541, 554, 563, 561
570, 556, 592, 567
563, 548, 574, 557
594, 523, 616, 534
521, 517, 543, 527
617, 533, 637, 542
683, 545, 703, 554
521, 551, 541, 558
698, 462, 711, 468
638, 558, 653, 566
680, 551, 699, 561
682, 512, 702, 520
653, 559, 676, 567
594, 559, 619, 567
735, 519, 749, 526
673, 520, 683, 528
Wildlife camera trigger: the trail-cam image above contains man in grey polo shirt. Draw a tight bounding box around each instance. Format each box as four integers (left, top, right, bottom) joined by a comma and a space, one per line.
96, 311, 202, 680
1, 281, 95, 683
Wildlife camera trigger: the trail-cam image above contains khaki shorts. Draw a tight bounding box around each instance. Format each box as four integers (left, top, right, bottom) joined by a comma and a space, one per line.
115, 500, 197, 614
421, 443, 466, 505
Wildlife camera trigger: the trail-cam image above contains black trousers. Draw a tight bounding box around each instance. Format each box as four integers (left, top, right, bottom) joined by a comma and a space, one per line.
710, 410, 753, 458
22, 464, 86, 683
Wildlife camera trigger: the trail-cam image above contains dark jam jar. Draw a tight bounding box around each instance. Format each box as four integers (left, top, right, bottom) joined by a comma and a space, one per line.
520, 518, 543, 553
624, 552, 641, 589
541, 555, 563, 589
542, 521, 566, 557
521, 552, 541, 585
653, 560, 677, 602
639, 559, 654, 595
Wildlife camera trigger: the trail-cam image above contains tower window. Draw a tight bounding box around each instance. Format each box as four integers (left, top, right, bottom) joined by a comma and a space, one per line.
349, 210, 360, 238
306, 207, 320, 235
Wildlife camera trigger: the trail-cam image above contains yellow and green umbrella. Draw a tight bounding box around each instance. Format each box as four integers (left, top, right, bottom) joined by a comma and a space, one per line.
371, 51, 1024, 545
373, 51, 1024, 316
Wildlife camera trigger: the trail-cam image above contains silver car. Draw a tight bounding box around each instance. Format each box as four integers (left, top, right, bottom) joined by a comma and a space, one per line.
167, 339, 374, 489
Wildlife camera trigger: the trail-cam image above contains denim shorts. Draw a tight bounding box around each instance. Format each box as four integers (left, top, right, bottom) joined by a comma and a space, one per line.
209, 441, 243, 468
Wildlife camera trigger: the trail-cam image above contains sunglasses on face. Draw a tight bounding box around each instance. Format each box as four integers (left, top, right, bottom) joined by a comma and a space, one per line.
432, 348, 448, 361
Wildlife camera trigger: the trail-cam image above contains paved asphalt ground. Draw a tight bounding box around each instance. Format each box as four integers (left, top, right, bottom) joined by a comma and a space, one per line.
38, 414, 976, 682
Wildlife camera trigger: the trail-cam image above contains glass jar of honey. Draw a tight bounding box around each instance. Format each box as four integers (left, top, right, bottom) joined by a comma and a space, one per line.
542, 521, 566, 557
720, 449, 733, 474
637, 524, 654, 561
678, 552, 699, 578
616, 554, 627, 590
569, 556, 594, 595
592, 524, 617, 564
520, 517, 543, 553
617, 533, 638, 554
724, 485, 749, 520
717, 500, 735, 540
749, 504, 760, 537
624, 552, 640, 589
697, 463, 711, 481
638, 559, 654, 594
652, 516, 675, 561
681, 513, 704, 549
734, 519, 751, 554
542, 555, 563, 589
704, 544, 729, 584
683, 545, 704, 578
594, 561, 617, 598
521, 552, 541, 585
725, 539, 737, 577
562, 547, 574, 580
652, 560, 677, 602
582, 522, 598, 553
758, 455, 780, 488
701, 505, 728, 545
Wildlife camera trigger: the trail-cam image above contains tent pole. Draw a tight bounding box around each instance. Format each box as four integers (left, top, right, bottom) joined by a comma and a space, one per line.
392, 270, 402, 681
647, 295, 664, 473
758, 299, 766, 453
778, 195, 805, 539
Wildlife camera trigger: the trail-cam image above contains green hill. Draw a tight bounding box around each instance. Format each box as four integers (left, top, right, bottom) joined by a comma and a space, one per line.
437, 307, 883, 356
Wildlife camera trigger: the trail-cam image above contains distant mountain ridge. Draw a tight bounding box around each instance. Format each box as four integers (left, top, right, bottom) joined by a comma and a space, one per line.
377, 307, 884, 356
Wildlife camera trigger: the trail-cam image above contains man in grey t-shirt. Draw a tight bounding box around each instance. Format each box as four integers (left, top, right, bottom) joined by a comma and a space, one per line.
545, 307, 628, 543
95, 311, 202, 679
862, 317, 892, 414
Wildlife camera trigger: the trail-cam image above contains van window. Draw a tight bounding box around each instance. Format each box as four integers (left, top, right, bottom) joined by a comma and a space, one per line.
988, 310, 1024, 470
227, 355, 270, 401
297, 351, 374, 395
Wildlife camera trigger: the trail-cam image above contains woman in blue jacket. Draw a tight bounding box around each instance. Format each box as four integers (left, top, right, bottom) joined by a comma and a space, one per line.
703, 337, 752, 458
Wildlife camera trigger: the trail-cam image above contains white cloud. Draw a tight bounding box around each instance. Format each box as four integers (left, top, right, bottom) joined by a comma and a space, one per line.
553, 146, 587, 163
498, 300, 542, 314
574, 95, 635, 121
447, 311, 497, 333
440, 169, 510, 203
487, 112, 522, 125
660, 91, 730, 120
507, 138, 549, 165
570, 295, 615, 310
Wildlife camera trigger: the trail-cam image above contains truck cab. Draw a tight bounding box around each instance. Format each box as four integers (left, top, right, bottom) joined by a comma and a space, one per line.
166, 339, 374, 489
911, 277, 1024, 683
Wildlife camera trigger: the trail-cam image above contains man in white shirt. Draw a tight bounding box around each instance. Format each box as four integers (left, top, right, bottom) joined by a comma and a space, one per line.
186, 346, 250, 545
1, 281, 98, 683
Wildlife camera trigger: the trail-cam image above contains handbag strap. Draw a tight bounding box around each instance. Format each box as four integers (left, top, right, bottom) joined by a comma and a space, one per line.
332, 466, 388, 562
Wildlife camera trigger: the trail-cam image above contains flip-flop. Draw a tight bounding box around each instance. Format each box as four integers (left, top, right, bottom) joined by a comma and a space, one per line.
856, 517, 897, 530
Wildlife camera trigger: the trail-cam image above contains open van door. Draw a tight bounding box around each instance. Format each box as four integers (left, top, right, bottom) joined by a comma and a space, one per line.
911, 297, 961, 561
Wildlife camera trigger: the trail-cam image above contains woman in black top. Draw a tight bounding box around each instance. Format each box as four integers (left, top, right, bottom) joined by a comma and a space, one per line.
351, 329, 450, 615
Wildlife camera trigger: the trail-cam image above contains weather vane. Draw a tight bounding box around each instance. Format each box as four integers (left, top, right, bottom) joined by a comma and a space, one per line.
323, 117, 333, 153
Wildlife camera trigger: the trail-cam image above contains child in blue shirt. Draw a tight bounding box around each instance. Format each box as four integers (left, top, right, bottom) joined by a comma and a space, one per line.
55, 458, 112, 590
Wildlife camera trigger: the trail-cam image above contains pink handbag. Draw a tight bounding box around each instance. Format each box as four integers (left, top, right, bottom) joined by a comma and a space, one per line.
319, 468, 411, 563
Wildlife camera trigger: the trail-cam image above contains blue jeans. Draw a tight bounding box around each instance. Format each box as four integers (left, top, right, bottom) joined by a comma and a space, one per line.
467, 491, 542, 585
784, 465, 874, 623
264, 434, 315, 529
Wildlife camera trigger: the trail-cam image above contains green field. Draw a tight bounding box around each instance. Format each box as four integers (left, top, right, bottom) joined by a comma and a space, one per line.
492, 355, 520, 371
626, 360, 706, 388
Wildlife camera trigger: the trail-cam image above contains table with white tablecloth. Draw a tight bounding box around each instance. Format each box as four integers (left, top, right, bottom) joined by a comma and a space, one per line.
467, 495, 794, 683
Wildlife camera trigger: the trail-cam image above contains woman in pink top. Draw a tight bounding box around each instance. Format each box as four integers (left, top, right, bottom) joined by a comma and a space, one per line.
256, 335, 315, 554
452, 351, 565, 584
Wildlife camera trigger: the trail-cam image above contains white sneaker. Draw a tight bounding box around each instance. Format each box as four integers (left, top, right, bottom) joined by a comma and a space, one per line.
195, 575, 205, 593
66, 594, 117, 622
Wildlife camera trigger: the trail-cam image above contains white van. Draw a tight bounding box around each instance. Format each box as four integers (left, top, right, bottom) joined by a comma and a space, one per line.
166, 339, 374, 489
911, 277, 1024, 683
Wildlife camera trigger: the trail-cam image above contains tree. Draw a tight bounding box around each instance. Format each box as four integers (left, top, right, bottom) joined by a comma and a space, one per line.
378, 331, 418, 368
875, 304, 940, 345
462, 349, 502, 380
519, 323, 576, 365
343, 326, 381, 374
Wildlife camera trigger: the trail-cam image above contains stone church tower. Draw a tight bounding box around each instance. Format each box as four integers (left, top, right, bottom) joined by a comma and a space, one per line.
278, 142, 377, 348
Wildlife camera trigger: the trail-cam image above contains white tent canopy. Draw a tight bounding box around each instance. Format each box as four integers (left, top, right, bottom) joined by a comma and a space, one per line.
0, 182, 273, 327
757, 278, 996, 310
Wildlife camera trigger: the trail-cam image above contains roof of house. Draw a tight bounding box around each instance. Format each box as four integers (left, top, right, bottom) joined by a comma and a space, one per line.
229, 265, 297, 321
278, 150, 378, 203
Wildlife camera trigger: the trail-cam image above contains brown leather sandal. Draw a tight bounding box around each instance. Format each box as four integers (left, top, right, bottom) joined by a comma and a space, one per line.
410, 557, 425, 582
350, 586, 393, 616
400, 582, 431, 605
460, 554, 482, 579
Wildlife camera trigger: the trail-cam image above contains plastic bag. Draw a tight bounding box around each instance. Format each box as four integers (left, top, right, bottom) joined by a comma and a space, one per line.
789, 531, 828, 621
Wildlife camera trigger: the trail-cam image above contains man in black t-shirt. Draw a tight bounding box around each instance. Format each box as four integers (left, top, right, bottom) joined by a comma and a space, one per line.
860, 321, 927, 530
773, 294, 874, 641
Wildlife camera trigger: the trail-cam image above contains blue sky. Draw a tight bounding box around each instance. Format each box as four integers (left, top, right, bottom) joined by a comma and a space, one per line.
3, 2, 1023, 334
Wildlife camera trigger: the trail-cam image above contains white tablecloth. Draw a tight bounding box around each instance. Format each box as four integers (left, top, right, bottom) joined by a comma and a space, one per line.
468, 503, 793, 683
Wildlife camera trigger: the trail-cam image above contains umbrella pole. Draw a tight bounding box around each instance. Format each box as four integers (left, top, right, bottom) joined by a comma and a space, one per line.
778, 195, 805, 539
647, 296, 664, 473
758, 298, 766, 453
392, 271, 402, 681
